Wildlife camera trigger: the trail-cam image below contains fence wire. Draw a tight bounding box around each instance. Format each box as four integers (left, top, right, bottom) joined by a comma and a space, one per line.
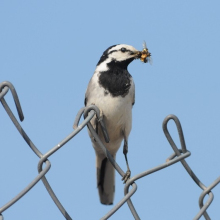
0, 81, 219, 220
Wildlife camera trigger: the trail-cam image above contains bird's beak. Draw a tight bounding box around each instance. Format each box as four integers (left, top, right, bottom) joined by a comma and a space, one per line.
130, 43, 151, 63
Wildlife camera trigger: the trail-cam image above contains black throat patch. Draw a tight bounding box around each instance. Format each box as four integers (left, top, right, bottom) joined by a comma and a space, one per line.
98, 59, 133, 97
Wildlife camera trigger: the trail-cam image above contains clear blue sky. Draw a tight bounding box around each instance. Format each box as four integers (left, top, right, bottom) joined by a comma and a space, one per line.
1, 1, 220, 219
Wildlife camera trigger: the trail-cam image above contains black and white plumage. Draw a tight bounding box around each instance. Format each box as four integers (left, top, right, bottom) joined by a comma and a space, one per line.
85, 44, 143, 205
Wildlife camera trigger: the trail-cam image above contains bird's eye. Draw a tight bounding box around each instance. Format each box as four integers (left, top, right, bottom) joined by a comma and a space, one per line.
121, 47, 126, 53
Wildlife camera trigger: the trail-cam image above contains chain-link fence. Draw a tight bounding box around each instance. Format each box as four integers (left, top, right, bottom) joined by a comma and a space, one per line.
0, 81, 219, 220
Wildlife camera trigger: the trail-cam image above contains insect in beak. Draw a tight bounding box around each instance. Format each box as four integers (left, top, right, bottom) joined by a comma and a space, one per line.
137, 41, 151, 63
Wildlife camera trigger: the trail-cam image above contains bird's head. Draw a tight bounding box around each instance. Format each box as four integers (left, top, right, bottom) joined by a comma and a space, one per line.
96, 44, 151, 71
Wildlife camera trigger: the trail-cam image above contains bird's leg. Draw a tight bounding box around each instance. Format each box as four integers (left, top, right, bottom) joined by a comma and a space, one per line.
99, 108, 103, 118
122, 136, 131, 183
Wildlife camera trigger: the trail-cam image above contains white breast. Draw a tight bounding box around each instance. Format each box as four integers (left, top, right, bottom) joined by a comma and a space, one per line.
86, 71, 134, 154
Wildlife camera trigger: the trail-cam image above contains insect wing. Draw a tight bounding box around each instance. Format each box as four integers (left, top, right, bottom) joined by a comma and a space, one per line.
143, 41, 147, 50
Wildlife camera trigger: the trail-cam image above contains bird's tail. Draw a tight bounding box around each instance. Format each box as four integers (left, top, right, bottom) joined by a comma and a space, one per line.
96, 154, 115, 205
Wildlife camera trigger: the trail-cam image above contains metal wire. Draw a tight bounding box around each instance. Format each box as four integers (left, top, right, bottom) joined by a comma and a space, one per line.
0, 81, 219, 220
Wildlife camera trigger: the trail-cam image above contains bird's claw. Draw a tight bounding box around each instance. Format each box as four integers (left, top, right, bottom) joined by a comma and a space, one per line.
122, 169, 131, 183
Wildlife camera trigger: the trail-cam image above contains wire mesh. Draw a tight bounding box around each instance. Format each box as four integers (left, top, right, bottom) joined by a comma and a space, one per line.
0, 81, 219, 220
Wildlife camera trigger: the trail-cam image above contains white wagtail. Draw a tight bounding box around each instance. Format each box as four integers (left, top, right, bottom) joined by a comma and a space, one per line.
85, 44, 151, 205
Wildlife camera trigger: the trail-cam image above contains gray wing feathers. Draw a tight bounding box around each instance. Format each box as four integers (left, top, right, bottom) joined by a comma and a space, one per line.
85, 76, 96, 106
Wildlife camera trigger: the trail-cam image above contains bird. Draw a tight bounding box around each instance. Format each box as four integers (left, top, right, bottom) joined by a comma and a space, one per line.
84, 43, 151, 205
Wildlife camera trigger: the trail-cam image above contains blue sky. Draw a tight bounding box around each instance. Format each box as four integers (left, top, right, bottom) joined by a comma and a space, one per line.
1, 1, 220, 219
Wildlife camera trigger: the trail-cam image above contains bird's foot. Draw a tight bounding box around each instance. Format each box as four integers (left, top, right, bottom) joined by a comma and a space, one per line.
122, 169, 131, 184
98, 108, 103, 121
91, 103, 103, 119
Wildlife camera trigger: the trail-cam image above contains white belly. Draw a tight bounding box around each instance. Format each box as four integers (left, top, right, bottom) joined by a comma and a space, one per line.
86, 72, 134, 155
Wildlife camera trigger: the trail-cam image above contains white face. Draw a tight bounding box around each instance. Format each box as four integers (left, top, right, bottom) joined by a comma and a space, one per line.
95, 44, 139, 72
107, 44, 139, 62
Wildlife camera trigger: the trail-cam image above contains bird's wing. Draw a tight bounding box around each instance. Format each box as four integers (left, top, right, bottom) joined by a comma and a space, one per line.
131, 78, 135, 106
84, 76, 95, 106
